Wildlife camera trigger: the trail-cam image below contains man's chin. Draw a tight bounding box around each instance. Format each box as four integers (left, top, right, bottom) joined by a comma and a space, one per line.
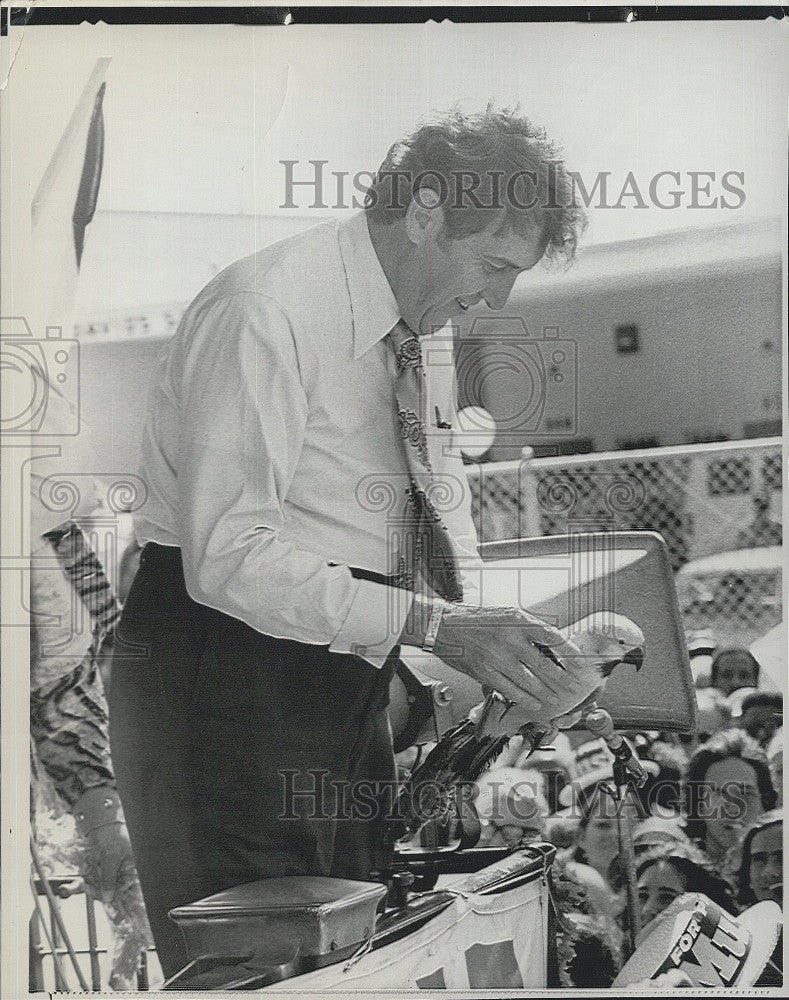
419, 306, 456, 335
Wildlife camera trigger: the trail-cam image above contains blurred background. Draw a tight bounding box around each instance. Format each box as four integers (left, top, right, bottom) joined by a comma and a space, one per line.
5, 18, 786, 991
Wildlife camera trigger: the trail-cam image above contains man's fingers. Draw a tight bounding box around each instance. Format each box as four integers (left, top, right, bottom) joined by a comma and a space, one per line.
486, 669, 543, 710
491, 652, 602, 716
519, 657, 567, 696
551, 708, 585, 730
506, 658, 568, 703
527, 650, 586, 691
525, 650, 602, 701
517, 614, 589, 666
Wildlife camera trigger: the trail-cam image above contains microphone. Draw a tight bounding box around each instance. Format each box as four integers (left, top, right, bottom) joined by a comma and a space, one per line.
584, 707, 648, 787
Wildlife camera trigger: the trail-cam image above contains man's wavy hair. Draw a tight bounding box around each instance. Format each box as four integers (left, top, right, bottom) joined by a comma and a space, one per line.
365, 105, 587, 265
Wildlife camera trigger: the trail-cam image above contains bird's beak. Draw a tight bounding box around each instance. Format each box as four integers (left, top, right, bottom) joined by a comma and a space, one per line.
599, 644, 646, 678
623, 644, 645, 671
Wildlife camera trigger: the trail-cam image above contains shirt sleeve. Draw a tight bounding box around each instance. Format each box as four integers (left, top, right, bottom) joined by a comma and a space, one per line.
175, 292, 407, 664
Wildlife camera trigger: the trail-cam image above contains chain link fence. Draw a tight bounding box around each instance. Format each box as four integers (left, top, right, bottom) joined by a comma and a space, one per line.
467, 438, 783, 647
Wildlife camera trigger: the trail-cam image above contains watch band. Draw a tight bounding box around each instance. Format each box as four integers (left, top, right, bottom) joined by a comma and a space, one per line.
422, 599, 446, 653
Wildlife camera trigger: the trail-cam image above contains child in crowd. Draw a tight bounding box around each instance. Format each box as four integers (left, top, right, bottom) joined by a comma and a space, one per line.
634, 842, 736, 939
709, 648, 761, 697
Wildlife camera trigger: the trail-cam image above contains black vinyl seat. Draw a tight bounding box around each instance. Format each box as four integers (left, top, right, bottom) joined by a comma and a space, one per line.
164, 876, 386, 990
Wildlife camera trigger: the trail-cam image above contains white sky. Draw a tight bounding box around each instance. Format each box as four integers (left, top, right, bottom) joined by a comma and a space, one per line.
9, 19, 789, 245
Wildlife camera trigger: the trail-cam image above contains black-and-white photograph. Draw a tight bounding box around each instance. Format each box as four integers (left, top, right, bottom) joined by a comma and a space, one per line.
1, 6, 786, 995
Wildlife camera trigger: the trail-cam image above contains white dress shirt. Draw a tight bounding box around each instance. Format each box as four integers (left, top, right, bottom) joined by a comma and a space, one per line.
136, 211, 481, 665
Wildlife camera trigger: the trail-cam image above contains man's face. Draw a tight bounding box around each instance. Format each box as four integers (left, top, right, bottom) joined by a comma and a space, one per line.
404, 217, 546, 336
749, 823, 782, 903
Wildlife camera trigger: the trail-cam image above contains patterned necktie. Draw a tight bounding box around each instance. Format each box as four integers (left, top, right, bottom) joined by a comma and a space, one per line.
42, 521, 122, 652
388, 320, 463, 603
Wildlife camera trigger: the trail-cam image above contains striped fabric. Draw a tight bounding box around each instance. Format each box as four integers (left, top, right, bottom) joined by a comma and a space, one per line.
43, 521, 122, 647
31, 523, 119, 806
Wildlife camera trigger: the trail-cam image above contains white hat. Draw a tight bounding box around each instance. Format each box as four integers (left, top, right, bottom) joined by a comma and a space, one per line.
473, 767, 549, 829
632, 815, 689, 852
750, 622, 786, 695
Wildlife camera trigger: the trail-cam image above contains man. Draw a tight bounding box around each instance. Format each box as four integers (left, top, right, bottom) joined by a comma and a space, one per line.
109, 107, 600, 979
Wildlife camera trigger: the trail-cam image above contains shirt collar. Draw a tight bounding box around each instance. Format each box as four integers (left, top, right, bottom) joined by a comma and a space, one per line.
337, 211, 401, 360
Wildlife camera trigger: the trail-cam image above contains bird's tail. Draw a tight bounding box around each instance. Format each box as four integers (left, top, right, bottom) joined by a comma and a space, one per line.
395, 720, 516, 840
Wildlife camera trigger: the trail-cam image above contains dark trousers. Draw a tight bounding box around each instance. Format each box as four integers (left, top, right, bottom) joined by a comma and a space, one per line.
108, 543, 398, 980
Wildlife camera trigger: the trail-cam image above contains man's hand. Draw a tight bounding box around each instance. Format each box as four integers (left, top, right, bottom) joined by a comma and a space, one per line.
82, 822, 138, 907
459, 610, 646, 738
73, 786, 137, 908
410, 601, 605, 730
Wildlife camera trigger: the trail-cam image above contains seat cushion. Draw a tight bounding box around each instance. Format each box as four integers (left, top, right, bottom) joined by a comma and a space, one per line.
169, 876, 387, 960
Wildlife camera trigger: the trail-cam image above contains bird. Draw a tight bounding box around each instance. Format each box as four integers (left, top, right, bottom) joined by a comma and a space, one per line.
395, 612, 645, 840
473, 612, 646, 741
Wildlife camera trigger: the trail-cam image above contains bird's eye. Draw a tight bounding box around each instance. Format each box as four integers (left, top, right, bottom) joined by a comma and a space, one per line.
619, 639, 626, 645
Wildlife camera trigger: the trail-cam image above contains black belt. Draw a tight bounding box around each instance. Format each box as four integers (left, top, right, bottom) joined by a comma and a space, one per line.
347, 566, 399, 587
142, 543, 395, 588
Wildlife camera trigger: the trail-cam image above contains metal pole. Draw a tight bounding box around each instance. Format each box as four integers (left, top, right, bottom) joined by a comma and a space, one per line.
28, 896, 48, 990
84, 885, 103, 990
612, 761, 641, 956
29, 836, 90, 991
48, 897, 68, 991
29, 876, 68, 990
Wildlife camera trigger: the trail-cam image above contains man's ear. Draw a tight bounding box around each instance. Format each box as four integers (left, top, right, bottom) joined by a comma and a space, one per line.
404, 187, 444, 246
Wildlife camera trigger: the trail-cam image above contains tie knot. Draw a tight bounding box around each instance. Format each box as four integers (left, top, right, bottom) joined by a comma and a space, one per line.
388, 320, 422, 372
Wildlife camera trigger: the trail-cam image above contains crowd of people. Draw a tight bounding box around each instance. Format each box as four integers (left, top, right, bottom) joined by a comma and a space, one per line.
460, 643, 783, 987
31, 511, 783, 989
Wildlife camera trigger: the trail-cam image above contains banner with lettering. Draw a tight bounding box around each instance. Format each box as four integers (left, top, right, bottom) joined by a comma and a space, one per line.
614, 893, 782, 988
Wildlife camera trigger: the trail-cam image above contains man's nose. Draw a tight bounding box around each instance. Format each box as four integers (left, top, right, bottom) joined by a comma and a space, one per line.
482, 271, 519, 310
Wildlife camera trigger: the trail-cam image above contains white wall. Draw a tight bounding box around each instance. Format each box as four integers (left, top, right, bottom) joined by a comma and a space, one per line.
72, 210, 329, 316
473, 256, 782, 459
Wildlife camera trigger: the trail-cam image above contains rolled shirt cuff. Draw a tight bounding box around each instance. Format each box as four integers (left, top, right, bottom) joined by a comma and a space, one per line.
329, 577, 413, 668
